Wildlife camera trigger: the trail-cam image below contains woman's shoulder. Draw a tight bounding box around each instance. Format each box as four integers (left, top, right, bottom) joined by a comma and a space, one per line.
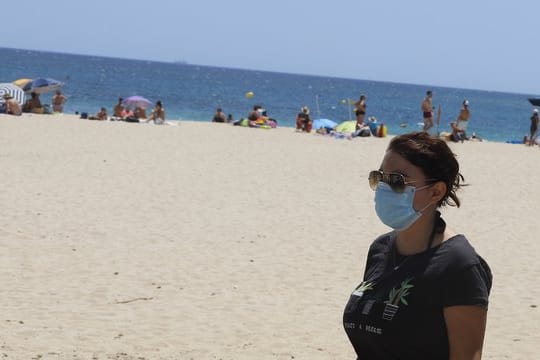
431, 235, 489, 273
369, 231, 394, 254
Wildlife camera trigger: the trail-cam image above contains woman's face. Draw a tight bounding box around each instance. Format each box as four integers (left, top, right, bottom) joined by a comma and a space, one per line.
380, 150, 433, 211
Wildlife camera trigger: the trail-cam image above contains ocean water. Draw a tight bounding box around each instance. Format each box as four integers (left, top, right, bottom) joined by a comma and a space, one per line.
1, 47, 536, 143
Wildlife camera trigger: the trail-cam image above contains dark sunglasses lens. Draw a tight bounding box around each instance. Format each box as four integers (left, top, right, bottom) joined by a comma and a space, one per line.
369, 171, 408, 193
388, 174, 406, 193
368, 171, 381, 190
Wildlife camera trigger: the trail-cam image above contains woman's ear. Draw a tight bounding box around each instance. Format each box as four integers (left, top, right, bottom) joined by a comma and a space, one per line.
430, 181, 447, 204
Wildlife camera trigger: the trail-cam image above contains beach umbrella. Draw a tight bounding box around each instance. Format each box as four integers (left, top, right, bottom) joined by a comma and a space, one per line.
23, 77, 64, 94
12, 78, 32, 89
0, 83, 25, 106
122, 95, 152, 109
312, 118, 338, 130
335, 120, 357, 133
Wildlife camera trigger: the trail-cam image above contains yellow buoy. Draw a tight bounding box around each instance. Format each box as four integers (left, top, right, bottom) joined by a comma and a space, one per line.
245, 91, 254, 99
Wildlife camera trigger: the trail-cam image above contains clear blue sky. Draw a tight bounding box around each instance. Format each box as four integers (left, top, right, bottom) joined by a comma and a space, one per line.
3, 0, 540, 94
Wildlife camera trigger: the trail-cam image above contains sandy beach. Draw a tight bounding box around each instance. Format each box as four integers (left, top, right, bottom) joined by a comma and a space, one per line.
0, 113, 539, 359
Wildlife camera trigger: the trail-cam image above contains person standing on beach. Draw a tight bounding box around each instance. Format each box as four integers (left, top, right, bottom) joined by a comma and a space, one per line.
52, 90, 67, 113
354, 95, 367, 129
529, 109, 539, 146
343, 132, 492, 359
421, 90, 434, 132
456, 100, 471, 139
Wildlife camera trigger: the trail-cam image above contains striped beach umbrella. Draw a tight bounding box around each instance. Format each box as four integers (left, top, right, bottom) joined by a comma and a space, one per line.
0, 83, 25, 106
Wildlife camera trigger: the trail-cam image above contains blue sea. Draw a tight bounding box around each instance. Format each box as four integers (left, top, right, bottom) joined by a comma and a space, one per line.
1, 47, 536, 143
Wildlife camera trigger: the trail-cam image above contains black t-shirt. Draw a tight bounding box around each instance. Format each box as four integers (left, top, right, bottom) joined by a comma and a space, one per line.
343, 232, 492, 360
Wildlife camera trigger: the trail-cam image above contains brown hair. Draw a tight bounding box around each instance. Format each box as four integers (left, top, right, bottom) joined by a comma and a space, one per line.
387, 132, 464, 207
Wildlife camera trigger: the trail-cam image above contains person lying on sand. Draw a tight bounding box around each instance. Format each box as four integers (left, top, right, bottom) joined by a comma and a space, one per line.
88, 107, 107, 120
2, 93, 22, 115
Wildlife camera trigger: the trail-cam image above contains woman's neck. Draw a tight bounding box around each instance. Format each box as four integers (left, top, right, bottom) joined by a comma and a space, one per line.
395, 211, 441, 255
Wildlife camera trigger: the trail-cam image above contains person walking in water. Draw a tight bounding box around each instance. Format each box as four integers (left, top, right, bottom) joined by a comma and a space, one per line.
529, 109, 539, 146
421, 90, 434, 132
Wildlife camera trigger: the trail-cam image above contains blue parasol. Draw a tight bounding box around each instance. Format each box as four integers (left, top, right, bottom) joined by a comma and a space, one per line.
312, 118, 338, 130
23, 77, 64, 94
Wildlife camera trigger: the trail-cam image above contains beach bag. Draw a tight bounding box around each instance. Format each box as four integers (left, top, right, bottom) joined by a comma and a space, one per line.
80, 112, 88, 119
368, 121, 378, 135
125, 116, 140, 123
377, 124, 388, 137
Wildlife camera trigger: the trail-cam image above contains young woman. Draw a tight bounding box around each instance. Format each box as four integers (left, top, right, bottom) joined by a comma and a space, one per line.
344, 132, 492, 359
148, 101, 165, 124
354, 95, 367, 129
113, 97, 124, 118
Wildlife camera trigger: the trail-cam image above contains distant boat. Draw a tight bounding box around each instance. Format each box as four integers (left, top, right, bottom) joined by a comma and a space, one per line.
528, 98, 540, 106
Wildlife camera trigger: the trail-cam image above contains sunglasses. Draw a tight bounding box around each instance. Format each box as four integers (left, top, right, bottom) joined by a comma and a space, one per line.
368, 170, 437, 193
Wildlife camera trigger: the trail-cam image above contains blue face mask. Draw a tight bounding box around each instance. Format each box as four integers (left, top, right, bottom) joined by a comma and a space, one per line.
374, 182, 431, 231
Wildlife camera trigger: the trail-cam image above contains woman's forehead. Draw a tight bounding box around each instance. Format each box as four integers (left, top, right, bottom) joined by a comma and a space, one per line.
381, 151, 424, 177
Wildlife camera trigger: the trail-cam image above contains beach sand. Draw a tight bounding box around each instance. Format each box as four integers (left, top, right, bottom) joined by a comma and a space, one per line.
0, 113, 539, 359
